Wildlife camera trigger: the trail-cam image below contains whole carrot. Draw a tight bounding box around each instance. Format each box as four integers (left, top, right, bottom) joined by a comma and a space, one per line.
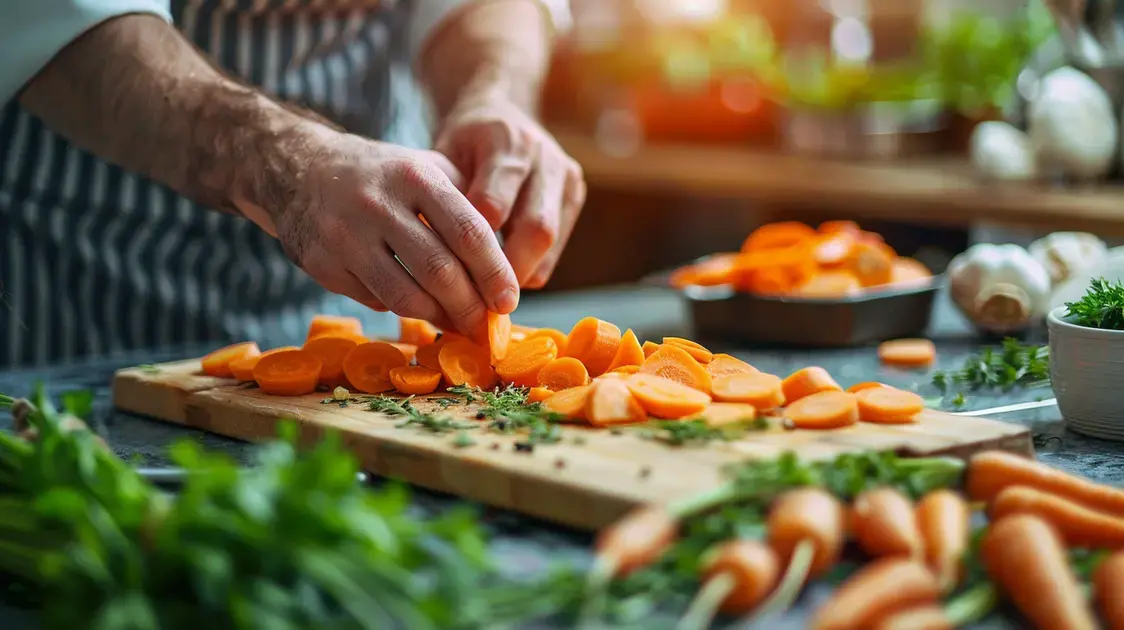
916, 489, 970, 593
674, 540, 779, 630
850, 487, 924, 560
1094, 551, 1124, 630
872, 605, 952, 630
810, 558, 941, 630
982, 514, 1097, 630
992, 485, 1124, 549
967, 450, 1124, 516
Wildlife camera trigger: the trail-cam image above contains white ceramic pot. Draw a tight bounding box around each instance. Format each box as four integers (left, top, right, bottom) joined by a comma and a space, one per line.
1047, 305, 1124, 441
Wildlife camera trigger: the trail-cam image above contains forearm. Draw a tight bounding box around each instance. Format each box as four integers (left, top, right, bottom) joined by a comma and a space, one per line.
418, 0, 554, 119
18, 13, 335, 217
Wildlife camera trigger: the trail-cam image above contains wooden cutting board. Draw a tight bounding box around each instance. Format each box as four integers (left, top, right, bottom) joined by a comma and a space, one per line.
113, 359, 1034, 531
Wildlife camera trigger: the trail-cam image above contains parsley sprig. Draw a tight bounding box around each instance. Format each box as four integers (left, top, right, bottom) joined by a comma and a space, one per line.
1065, 277, 1124, 330
449, 384, 566, 446
931, 338, 1049, 393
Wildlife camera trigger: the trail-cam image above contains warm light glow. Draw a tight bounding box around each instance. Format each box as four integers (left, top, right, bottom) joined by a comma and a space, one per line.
635, 0, 727, 24
831, 17, 872, 63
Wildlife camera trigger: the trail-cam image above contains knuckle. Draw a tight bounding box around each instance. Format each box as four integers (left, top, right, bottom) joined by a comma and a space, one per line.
423, 252, 460, 290
388, 290, 432, 320
393, 158, 440, 190
453, 212, 493, 255
521, 214, 558, 250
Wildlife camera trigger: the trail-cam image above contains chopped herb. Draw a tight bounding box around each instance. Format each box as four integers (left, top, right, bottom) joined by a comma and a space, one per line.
951, 392, 966, 409
366, 394, 478, 434
460, 384, 565, 446
435, 397, 460, 409
931, 338, 1049, 392
447, 384, 477, 403
1065, 277, 1124, 330
637, 418, 767, 447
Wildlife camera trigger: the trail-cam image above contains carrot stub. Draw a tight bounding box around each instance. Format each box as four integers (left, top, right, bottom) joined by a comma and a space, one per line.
855, 386, 925, 424
706, 354, 758, 380
487, 311, 512, 365
306, 314, 363, 342
586, 378, 647, 426
990, 485, 1124, 549
965, 450, 1124, 516
564, 317, 621, 376
781, 366, 842, 404
230, 346, 299, 382
495, 336, 558, 388
342, 341, 409, 394
982, 514, 1098, 630
784, 391, 858, 430
878, 338, 937, 369
711, 373, 785, 410
437, 339, 497, 390
537, 357, 591, 391
544, 384, 593, 421
767, 487, 846, 580
302, 336, 361, 387
810, 559, 941, 630
201, 342, 261, 378
252, 349, 323, 396
606, 328, 645, 373
916, 489, 970, 594
526, 387, 555, 403
678, 540, 780, 628
626, 374, 711, 419
1094, 552, 1124, 630
850, 487, 924, 560
399, 317, 439, 346
662, 337, 713, 363
639, 344, 712, 394
388, 365, 442, 395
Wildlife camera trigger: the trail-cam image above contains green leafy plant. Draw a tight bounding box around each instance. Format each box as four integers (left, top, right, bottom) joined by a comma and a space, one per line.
1065, 277, 1124, 331
932, 338, 1049, 393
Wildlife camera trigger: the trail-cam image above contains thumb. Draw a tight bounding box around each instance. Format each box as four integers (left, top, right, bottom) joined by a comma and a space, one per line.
467, 152, 533, 230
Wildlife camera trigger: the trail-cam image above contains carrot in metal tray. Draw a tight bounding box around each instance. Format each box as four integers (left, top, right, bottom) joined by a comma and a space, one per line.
200, 341, 261, 378
916, 489, 970, 594
982, 514, 1097, 630
818, 220, 860, 235
890, 258, 933, 286
781, 366, 842, 403
990, 485, 1124, 549
669, 253, 741, 288
230, 346, 299, 382
846, 240, 895, 287
525, 327, 568, 356
871, 605, 952, 630
537, 357, 591, 391
675, 540, 780, 630
878, 338, 937, 369
302, 336, 361, 387
398, 316, 439, 346
486, 311, 512, 365
563, 316, 622, 376
342, 341, 409, 394
705, 354, 758, 379
966, 450, 1124, 516
495, 336, 558, 388
794, 270, 862, 298
252, 349, 323, 396
711, 372, 785, 410
662, 337, 713, 364
305, 314, 363, 342
543, 384, 593, 421
810, 558, 941, 630
586, 378, 646, 426
606, 328, 645, 372
437, 338, 497, 390
640, 344, 713, 394
625, 373, 711, 419
855, 386, 925, 424
850, 487, 924, 560
388, 365, 442, 395
1094, 551, 1124, 630
741, 221, 817, 252
783, 391, 859, 430
812, 231, 857, 266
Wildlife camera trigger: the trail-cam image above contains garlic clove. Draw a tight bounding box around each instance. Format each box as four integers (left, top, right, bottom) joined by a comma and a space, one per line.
974, 282, 1032, 332
1027, 67, 1118, 181
1028, 231, 1108, 287
970, 121, 1038, 182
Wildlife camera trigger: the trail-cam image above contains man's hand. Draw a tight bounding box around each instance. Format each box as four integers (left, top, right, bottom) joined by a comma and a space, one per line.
270, 133, 520, 338
435, 92, 585, 289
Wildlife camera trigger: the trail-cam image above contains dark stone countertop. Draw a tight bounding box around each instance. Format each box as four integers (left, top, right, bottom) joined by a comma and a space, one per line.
1, 285, 1121, 629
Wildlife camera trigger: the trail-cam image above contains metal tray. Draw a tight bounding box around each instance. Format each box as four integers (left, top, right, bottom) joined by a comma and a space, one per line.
648, 259, 942, 347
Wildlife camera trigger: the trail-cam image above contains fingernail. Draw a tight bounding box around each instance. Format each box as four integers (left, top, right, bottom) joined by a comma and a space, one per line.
494, 287, 519, 313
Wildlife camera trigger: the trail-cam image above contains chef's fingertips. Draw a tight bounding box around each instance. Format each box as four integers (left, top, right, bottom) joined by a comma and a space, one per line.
468, 153, 533, 229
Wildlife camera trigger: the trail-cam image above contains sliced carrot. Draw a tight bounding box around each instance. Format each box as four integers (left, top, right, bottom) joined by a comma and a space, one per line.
526, 387, 555, 403
670, 253, 742, 289
781, 366, 841, 404
711, 373, 785, 410
342, 341, 409, 394
511, 323, 537, 339
390, 342, 417, 364
642, 341, 660, 358
890, 257, 933, 287
850, 487, 924, 560
688, 402, 758, 427
966, 450, 1124, 516
201, 342, 261, 378
389, 365, 442, 395
612, 364, 641, 375
1094, 552, 1124, 630
496, 336, 559, 388
737, 243, 817, 295
784, 391, 858, 430
595, 371, 628, 381
990, 485, 1124, 549
916, 490, 970, 594
639, 344, 712, 394
230, 346, 299, 382
302, 336, 361, 387
872, 605, 952, 630
812, 232, 857, 267
537, 357, 591, 391
846, 381, 887, 393
878, 338, 936, 369
563, 317, 622, 376
586, 378, 647, 426
855, 387, 925, 424
252, 349, 323, 396
847, 240, 895, 287
437, 338, 497, 389
606, 329, 645, 372
399, 317, 439, 346
982, 514, 1097, 630
794, 270, 861, 298
818, 220, 860, 235
525, 328, 568, 355
662, 337, 714, 363
306, 314, 363, 342
810, 559, 941, 630
487, 311, 512, 365
741, 221, 817, 252
544, 384, 593, 421
416, 333, 463, 372
706, 354, 759, 380
626, 373, 712, 419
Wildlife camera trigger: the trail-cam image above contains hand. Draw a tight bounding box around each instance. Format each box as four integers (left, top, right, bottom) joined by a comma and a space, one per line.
264, 132, 520, 339
435, 93, 586, 289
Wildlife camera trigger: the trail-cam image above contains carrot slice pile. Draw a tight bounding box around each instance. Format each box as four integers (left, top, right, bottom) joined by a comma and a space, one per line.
741, 221, 817, 252
544, 384, 593, 421
711, 373, 785, 410
438, 339, 497, 389
388, 365, 442, 395
496, 336, 559, 388
878, 339, 936, 369
201, 342, 261, 378
639, 345, 713, 394
662, 337, 713, 363
846, 381, 887, 394
626, 373, 712, 419
564, 317, 622, 376
781, 367, 842, 404
306, 314, 363, 342
527, 386, 555, 403
399, 317, 439, 346
230, 346, 299, 382
612, 365, 641, 375
416, 333, 462, 371
642, 341, 660, 358
525, 328, 568, 355
487, 311, 512, 364
606, 329, 645, 372
794, 270, 861, 298
688, 402, 758, 427
855, 387, 925, 424
846, 241, 895, 287
342, 341, 409, 394
537, 357, 591, 391
706, 354, 758, 379
303, 336, 361, 387
784, 391, 859, 430
586, 378, 647, 426
252, 349, 323, 396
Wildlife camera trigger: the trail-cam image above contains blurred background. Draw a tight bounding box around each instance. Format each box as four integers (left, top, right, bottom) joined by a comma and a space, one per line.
535, 0, 1124, 291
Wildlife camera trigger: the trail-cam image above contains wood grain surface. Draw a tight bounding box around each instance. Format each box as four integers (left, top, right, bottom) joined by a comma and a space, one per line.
113, 359, 1034, 531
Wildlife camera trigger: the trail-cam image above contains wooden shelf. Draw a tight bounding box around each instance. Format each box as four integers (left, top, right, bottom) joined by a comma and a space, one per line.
552, 128, 1124, 236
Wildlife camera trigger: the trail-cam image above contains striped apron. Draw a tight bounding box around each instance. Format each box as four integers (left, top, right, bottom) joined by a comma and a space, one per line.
0, 0, 435, 367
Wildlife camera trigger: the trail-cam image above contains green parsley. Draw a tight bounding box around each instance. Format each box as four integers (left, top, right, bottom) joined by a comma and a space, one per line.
931, 338, 1049, 392
951, 392, 967, 409
452, 384, 566, 446
1065, 277, 1124, 330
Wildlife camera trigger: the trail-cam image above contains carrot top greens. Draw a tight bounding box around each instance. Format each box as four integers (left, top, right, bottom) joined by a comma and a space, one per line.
1065, 277, 1124, 330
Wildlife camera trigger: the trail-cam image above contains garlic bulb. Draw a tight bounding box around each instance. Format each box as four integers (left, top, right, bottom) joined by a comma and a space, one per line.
969, 121, 1038, 182
1027, 67, 1118, 181
947, 243, 1053, 333
1028, 231, 1108, 286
